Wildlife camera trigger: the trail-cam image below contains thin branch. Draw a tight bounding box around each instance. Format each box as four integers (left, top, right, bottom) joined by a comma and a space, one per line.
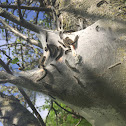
0, 43, 41, 57
45, 100, 58, 125
54, 101, 81, 117
0, 4, 52, 12
52, 106, 58, 126
17, 0, 23, 20
20, 45, 24, 69
0, 7, 40, 33
35, 11, 39, 24
108, 62, 121, 69
0, 18, 41, 47
0, 58, 12, 74
75, 118, 82, 126
6, 59, 11, 66
5, 0, 10, 55
45, 100, 53, 123
0, 42, 24, 47
0, 49, 21, 67
5, 29, 10, 53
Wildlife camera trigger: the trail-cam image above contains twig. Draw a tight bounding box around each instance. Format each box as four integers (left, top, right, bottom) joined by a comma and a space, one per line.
0, 49, 21, 67
0, 43, 39, 52
20, 45, 24, 69
6, 59, 11, 66
0, 59, 13, 74
5, 28, 10, 55
45, 100, 53, 123
53, 107, 58, 126
108, 62, 121, 69
75, 118, 82, 126
0, 42, 25, 47
17, 0, 23, 20
35, 11, 39, 24
0, 7, 40, 33
0, 18, 41, 47
4, 1, 10, 56
0, 4, 52, 12
54, 101, 82, 118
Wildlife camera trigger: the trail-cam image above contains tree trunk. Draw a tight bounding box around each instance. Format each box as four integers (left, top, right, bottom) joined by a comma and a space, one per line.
0, 92, 41, 126
1, 19, 126, 125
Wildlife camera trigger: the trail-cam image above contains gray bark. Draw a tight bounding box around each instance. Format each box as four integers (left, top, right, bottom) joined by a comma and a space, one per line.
1, 19, 126, 126
0, 92, 41, 126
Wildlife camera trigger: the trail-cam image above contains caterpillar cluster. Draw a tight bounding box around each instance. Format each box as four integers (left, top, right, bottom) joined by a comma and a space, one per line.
38, 34, 82, 86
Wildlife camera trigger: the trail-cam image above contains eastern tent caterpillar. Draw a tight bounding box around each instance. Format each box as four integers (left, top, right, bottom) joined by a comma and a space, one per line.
65, 59, 80, 73
38, 55, 46, 68
37, 68, 47, 81
47, 44, 58, 58
72, 35, 79, 49
74, 76, 86, 88
65, 49, 71, 55
55, 46, 64, 61
50, 64, 61, 74
58, 40, 66, 48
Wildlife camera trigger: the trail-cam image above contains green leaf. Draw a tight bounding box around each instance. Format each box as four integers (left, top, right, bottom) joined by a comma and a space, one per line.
17, 38, 21, 43
11, 58, 19, 64
34, 48, 39, 54
2, 2, 6, 4
2, 29, 4, 33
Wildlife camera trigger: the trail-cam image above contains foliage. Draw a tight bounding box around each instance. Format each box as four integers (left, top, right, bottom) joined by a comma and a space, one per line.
42, 99, 91, 126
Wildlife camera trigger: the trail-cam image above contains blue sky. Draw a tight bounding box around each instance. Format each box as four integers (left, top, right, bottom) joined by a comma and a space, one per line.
0, 122, 3, 126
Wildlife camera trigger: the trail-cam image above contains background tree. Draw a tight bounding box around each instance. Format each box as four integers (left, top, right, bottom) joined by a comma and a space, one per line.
1, 0, 126, 126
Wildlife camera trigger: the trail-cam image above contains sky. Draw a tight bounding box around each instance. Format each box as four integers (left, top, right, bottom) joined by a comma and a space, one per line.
0, 122, 3, 126
0, 0, 49, 125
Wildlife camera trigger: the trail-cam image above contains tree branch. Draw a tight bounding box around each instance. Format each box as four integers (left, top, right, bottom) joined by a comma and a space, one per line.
0, 4, 52, 12
0, 49, 20, 67
17, 0, 23, 20
45, 100, 53, 123
0, 59, 12, 74
0, 7, 40, 33
0, 18, 41, 47
75, 118, 82, 126
0, 70, 41, 91
54, 101, 82, 118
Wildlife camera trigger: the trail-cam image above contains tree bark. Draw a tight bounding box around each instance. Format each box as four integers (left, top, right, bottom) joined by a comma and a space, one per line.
1, 19, 126, 125
0, 92, 41, 126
